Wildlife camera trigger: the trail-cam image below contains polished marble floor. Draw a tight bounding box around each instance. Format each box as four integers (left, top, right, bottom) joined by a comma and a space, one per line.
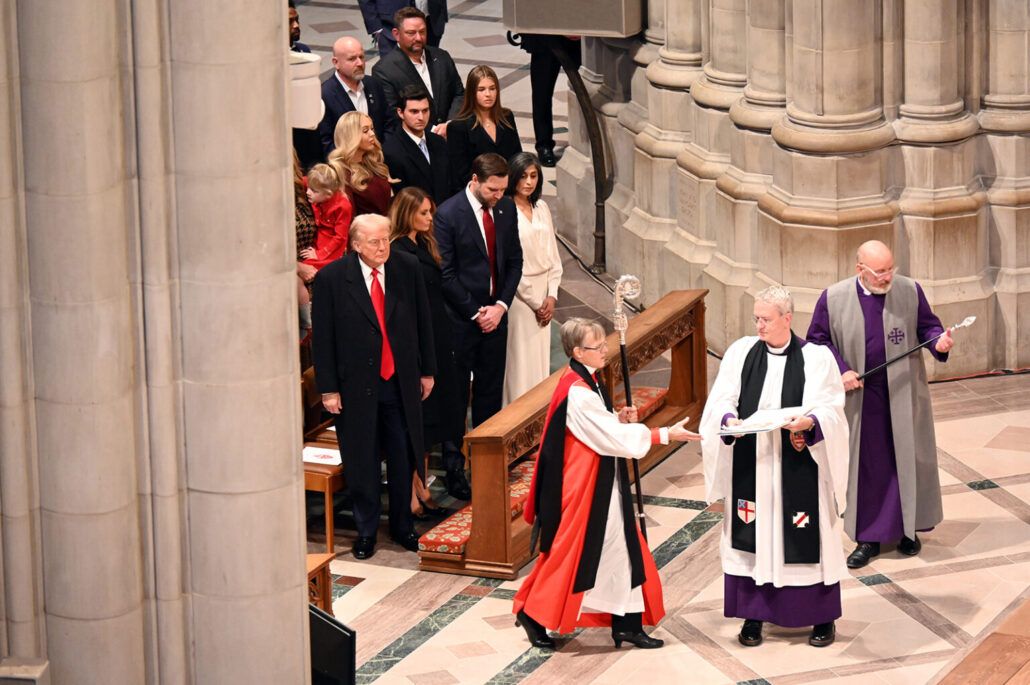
296, 2, 1030, 682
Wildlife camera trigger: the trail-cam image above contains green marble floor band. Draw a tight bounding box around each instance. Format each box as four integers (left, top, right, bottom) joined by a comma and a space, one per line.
967, 479, 1000, 490
485, 630, 584, 685
355, 593, 484, 684
651, 511, 723, 570
859, 573, 892, 587
641, 494, 709, 510
480, 512, 723, 683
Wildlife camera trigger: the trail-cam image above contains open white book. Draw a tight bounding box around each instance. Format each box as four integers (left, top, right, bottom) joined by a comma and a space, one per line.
717, 406, 811, 437
302, 446, 342, 466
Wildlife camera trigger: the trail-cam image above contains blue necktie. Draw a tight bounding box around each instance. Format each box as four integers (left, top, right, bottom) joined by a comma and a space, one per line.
418, 137, 430, 163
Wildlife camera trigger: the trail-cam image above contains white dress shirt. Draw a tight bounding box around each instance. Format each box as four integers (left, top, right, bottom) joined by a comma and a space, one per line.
357, 255, 385, 296
335, 72, 368, 114
409, 56, 434, 98
463, 186, 509, 318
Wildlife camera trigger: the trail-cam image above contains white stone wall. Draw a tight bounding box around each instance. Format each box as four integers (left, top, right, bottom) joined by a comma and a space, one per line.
0, 0, 309, 682
557, 0, 1030, 378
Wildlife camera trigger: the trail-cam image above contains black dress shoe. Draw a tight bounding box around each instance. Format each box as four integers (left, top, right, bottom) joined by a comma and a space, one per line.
536, 146, 557, 167
445, 470, 472, 500
352, 536, 376, 560
612, 630, 664, 649
809, 621, 836, 647
846, 542, 881, 569
738, 619, 763, 647
898, 534, 921, 556
515, 610, 555, 649
413, 505, 454, 522
390, 531, 421, 553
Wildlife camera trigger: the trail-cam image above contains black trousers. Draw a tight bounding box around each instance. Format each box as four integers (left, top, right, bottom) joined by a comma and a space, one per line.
347, 376, 416, 538
455, 320, 507, 430
528, 37, 581, 150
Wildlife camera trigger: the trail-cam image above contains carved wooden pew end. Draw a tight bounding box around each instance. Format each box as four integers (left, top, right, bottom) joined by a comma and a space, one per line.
417, 288, 708, 579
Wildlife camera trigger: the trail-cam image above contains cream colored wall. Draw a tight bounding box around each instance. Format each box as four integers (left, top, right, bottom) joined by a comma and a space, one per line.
557, 0, 1030, 378
0, 0, 309, 682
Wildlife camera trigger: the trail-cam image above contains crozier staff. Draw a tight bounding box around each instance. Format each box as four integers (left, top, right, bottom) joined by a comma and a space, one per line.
700, 285, 849, 649
512, 318, 699, 651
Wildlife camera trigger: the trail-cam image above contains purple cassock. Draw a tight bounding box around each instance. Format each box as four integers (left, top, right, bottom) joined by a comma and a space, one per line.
807, 278, 947, 544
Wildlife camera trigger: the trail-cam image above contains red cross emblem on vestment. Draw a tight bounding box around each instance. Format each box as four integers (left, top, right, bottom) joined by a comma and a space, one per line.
792, 511, 810, 528
737, 499, 756, 525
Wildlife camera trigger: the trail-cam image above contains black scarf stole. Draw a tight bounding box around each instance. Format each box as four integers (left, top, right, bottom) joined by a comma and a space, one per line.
731, 333, 821, 564
532, 360, 646, 593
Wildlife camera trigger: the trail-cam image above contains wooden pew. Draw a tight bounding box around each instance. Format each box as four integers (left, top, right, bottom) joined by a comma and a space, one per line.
418, 289, 708, 579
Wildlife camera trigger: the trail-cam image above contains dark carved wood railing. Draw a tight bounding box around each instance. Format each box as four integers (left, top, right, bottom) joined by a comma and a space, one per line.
418, 289, 708, 578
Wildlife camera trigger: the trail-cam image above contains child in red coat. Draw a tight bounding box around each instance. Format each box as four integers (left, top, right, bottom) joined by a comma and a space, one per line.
300, 163, 353, 270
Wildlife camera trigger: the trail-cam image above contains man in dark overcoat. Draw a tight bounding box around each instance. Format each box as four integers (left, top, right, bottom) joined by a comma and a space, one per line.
312, 213, 436, 559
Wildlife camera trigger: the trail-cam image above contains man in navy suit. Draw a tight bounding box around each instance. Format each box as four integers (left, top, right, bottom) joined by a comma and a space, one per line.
434, 153, 524, 499
318, 36, 395, 156
371, 7, 464, 136
382, 86, 452, 205
358, 0, 449, 55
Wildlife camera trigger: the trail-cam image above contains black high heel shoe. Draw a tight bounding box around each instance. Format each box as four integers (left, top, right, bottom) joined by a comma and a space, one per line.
515, 610, 555, 649
611, 630, 664, 649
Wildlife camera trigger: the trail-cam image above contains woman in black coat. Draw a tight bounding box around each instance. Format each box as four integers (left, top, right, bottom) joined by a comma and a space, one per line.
446, 65, 522, 192
389, 187, 465, 516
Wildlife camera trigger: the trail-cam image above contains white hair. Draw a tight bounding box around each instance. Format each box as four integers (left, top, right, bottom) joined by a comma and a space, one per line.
754, 285, 794, 316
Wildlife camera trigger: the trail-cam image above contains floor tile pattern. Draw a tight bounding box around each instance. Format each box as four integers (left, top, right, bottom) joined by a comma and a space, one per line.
296, 1, 1030, 682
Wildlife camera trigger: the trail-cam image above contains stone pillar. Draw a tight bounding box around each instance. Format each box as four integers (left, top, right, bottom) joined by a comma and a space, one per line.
0, 0, 47, 670
18, 0, 148, 679
607, 0, 702, 300
645, 0, 667, 46
702, 0, 788, 347
168, 0, 309, 680
773, 0, 894, 153
981, 1, 1030, 369
1, 0, 309, 681
672, 0, 750, 345
895, 0, 979, 142
893, 0, 988, 378
647, 0, 707, 301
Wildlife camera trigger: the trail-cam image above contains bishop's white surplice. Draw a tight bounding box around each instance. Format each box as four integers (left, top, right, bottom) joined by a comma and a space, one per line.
700, 337, 850, 587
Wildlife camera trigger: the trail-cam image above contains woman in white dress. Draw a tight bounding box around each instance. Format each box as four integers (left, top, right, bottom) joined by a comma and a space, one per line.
502, 152, 564, 405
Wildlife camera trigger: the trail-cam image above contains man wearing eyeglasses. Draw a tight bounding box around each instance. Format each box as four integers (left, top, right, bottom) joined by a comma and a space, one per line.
806, 240, 954, 570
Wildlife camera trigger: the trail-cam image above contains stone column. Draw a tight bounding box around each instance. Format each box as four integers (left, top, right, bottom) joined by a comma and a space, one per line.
129, 0, 190, 681
645, 0, 667, 46
0, 0, 47, 669
980, 0, 1030, 132
168, 0, 310, 680
18, 0, 148, 680
893, 0, 988, 378
773, 0, 894, 153
982, 1, 1030, 369
670, 0, 748, 330
895, 0, 979, 142
608, 0, 702, 300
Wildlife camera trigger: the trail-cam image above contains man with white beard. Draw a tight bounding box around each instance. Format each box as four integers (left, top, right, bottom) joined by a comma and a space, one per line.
807, 240, 955, 569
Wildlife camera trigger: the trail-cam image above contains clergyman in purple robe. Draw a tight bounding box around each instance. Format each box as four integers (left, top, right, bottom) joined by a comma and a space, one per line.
806, 240, 956, 569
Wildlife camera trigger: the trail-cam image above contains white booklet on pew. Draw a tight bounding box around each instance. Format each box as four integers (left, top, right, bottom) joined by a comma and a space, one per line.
302, 446, 342, 466
717, 406, 810, 437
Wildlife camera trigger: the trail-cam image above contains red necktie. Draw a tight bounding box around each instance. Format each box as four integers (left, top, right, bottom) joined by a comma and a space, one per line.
370, 268, 395, 380
482, 207, 498, 298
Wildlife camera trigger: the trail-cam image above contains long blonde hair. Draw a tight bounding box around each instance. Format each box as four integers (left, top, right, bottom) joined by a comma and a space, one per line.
327, 111, 391, 192
388, 187, 441, 265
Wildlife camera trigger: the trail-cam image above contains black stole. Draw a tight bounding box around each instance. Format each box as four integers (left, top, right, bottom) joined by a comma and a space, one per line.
731, 333, 821, 564
533, 360, 646, 593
